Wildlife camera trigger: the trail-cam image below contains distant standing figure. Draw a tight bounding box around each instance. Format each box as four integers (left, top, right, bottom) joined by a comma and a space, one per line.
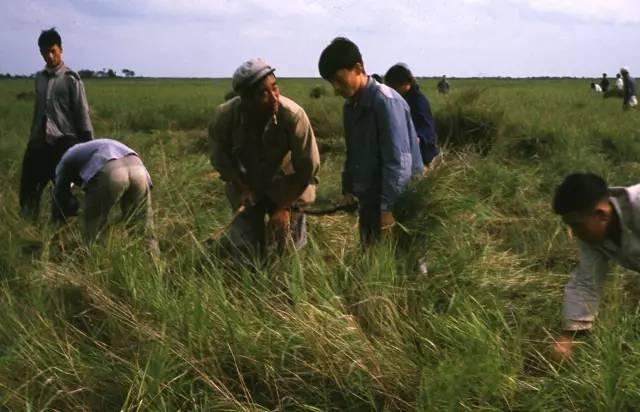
590, 82, 602, 93
599, 73, 610, 93
437, 75, 450, 95
620, 67, 638, 109
615, 73, 624, 90
385, 63, 440, 167
52, 139, 157, 252
20, 28, 93, 219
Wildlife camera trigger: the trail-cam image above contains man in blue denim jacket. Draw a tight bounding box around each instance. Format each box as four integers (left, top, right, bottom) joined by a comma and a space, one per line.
318, 37, 423, 244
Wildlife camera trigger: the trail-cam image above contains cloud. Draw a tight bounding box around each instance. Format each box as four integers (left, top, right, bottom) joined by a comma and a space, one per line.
2, 0, 639, 77
521, 0, 640, 24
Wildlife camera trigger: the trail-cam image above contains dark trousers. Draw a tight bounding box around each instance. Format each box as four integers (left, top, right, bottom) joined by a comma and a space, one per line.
357, 192, 382, 246
19, 137, 79, 219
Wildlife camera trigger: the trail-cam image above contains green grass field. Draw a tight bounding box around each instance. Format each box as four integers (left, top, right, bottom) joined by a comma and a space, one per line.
1, 77, 640, 410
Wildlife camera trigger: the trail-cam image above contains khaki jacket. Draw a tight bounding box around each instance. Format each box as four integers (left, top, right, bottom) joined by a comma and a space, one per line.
209, 95, 320, 207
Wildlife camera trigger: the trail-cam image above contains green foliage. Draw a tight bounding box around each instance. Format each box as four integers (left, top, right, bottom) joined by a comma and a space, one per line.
2, 77, 640, 409
309, 85, 328, 99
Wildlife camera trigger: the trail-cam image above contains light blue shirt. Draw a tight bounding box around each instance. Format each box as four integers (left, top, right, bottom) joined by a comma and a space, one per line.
53, 139, 151, 217
342, 77, 423, 210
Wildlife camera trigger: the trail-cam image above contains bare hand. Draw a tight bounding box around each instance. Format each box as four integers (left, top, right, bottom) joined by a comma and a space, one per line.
550, 334, 574, 363
380, 210, 396, 237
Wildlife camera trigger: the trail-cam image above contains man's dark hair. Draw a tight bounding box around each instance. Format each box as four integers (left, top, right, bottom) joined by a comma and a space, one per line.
384, 64, 416, 88
318, 37, 363, 80
553, 173, 609, 215
38, 28, 62, 49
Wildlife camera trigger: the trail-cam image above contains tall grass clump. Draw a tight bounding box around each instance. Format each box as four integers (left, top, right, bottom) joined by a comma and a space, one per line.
434, 88, 505, 156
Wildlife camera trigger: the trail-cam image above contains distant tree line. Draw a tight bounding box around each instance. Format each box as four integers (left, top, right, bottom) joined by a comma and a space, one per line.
0, 68, 139, 79
78, 68, 138, 78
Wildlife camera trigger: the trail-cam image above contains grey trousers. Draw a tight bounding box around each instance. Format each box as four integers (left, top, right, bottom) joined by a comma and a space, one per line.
224, 182, 307, 257
84, 155, 154, 245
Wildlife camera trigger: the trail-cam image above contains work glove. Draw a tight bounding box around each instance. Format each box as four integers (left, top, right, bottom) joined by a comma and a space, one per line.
380, 210, 395, 237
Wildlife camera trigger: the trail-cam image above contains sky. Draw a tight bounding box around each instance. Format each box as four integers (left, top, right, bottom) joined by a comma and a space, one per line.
2, 0, 639, 78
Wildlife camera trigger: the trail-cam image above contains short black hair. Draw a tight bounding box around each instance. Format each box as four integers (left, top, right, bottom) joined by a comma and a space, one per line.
384, 64, 416, 88
38, 28, 62, 49
318, 37, 363, 80
553, 173, 609, 215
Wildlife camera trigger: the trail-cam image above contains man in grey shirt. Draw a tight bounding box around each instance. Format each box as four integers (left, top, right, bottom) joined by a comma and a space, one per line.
551, 173, 640, 361
19, 28, 93, 219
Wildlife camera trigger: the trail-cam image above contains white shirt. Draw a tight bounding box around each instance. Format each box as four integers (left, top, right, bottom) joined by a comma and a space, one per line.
616, 78, 624, 90
563, 185, 640, 330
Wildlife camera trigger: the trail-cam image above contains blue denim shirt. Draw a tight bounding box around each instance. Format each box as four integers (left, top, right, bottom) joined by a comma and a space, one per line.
342, 77, 423, 210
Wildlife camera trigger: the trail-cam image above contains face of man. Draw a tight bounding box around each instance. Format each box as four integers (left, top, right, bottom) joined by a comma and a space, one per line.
562, 202, 612, 244
330, 63, 366, 98
40, 44, 63, 68
244, 74, 280, 118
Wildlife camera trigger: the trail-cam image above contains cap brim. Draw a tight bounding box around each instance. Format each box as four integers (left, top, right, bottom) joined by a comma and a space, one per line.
238, 67, 276, 93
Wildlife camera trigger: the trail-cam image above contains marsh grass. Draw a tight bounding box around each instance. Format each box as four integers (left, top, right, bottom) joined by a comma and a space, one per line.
1, 77, 640, 410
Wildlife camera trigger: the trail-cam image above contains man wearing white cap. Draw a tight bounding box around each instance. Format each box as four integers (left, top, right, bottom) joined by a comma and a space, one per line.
208, 58, 320, 257
620, 67, 637, 109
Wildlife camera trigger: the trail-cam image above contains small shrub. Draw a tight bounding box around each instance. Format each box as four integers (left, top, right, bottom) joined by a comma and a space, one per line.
309, 85, 328, 99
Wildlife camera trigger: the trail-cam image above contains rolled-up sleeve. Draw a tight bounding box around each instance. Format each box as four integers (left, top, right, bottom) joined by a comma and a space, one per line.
562, 241, 609, 331
375, 99, 414, 211
208, 106, 240, 183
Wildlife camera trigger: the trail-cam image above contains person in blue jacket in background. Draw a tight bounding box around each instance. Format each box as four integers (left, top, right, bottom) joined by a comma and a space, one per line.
385, 63, 440, 169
